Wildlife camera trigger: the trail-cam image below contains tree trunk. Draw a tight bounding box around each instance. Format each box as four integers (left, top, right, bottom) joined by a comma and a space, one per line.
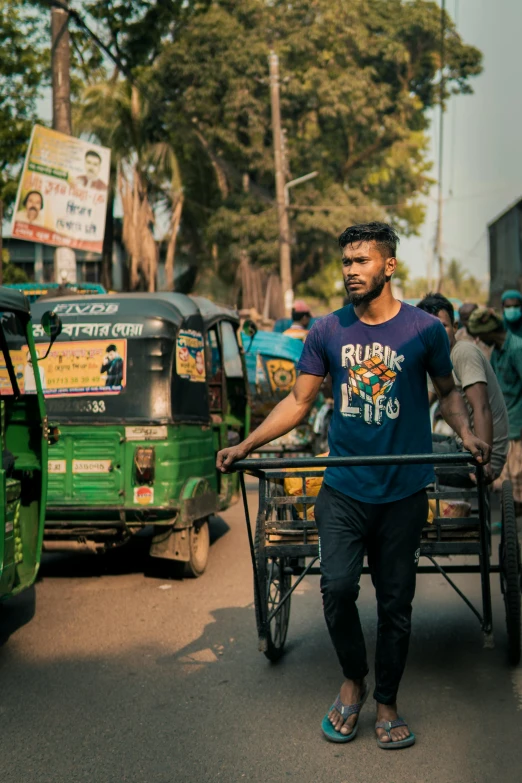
119, 163, 157, 291
164, 194, 184, 290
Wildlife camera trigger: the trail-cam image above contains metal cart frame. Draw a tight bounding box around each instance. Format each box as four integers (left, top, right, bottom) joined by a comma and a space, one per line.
235, 453, 521, 666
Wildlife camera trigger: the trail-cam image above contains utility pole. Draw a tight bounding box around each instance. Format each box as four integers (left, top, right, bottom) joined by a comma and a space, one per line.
434, 0, 446, 292
269, 52, 293, 317
51, 1, 76, 284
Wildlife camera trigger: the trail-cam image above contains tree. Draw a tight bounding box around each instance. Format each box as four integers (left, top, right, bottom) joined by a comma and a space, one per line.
74, 77, 185, 290
0, 1, 47, 282
148, 0, 481, 293
0, 2, 47, 205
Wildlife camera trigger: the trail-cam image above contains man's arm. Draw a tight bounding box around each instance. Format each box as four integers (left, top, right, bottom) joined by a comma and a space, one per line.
431, 373, 491, 464
216, 373, 324, 472
463, 382, 493, 450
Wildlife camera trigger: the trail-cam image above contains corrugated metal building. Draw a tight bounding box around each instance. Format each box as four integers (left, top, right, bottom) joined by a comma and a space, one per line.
488, 198, 522, 306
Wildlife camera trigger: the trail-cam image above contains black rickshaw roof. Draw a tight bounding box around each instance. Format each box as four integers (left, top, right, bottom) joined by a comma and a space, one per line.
0, 286, 31, 317
30, 292, 238, 327
189, 296, 239, 326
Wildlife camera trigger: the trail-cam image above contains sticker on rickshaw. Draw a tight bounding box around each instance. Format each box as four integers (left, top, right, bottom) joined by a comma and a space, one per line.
0, 340, 127, 397
134, 486, 154, 505
176, 330, 206, 382
265, 359, 296, 392
255, 354, 267, 384
49, 460, 66, 473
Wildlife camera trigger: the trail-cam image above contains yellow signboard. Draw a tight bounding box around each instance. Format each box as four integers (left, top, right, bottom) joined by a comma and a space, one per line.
11, 125, 111, 253
0, 340, 127, 397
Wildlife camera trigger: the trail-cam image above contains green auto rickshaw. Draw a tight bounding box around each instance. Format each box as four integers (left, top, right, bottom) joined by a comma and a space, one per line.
30, 293, 250, 576
0, 288, 60, 602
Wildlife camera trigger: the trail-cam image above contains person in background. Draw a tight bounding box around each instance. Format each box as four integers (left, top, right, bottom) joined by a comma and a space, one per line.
455, 302, 492, 359
282, 300, 312, 341
501, 289, 522, 337
456, 303, 477, 338
467, 307, 522, 513
417, 293, 508, 487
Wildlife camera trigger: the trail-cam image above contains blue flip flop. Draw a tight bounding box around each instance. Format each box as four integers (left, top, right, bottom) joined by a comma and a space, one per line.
321, 687, 368, 743
375, 718, 416, 749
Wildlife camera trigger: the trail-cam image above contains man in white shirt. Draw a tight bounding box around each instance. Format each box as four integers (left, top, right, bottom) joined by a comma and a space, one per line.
418, 293, 508, 485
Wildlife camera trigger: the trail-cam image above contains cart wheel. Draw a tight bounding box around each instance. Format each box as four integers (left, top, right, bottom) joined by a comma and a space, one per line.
254, 483, 291, 662
184, 519, 210, 578
499, 481, 521, 665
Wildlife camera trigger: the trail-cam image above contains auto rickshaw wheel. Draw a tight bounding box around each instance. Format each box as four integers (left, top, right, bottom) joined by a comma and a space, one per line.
183, 519, 210, 578
499, 481, 521, 665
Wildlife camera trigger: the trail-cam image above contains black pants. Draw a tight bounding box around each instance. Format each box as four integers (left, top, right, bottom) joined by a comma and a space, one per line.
314, 482, 428, 705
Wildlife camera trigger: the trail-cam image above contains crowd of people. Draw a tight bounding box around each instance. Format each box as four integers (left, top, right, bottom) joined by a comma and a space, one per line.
457, 292, 522, 512
273, 288, 522, 513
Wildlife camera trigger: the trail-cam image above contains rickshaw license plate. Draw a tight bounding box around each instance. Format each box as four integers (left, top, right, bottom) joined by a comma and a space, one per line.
125, 426, 167, 441
72, 460, 112, 473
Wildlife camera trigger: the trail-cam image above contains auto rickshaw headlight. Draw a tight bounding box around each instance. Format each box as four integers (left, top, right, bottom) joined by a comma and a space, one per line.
134, 447, 155, 483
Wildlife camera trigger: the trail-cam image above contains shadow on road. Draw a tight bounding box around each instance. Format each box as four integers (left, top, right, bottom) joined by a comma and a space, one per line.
0, 585, 36, 648
0, 582, 519, 783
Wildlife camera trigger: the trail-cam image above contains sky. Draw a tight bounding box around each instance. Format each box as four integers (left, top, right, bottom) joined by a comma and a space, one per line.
400, 0, 522, 283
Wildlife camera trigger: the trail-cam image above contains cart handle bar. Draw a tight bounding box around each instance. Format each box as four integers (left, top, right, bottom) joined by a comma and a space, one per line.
232, 452, 476, 471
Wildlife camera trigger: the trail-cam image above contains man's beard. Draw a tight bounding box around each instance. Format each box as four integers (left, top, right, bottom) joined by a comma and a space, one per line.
344, 268, 387, 306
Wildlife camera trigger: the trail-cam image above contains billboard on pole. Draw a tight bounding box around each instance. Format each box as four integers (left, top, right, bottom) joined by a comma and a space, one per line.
10, 125, 111, 254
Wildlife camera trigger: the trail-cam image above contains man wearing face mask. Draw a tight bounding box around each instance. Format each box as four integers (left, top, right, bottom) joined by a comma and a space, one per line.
501, 289, 522, 338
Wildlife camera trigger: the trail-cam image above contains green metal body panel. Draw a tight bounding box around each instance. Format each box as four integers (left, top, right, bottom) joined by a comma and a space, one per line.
0, 307, 48, 602
46, 424, 218, 514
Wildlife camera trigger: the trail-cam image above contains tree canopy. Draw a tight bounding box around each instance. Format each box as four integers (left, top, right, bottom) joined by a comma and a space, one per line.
0, 1, 47, 206
8, 0, 483, 298
146, 0, 482, 289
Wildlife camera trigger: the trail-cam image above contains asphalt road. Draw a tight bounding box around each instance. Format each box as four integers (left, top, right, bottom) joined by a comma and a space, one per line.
0, 487, 521, 783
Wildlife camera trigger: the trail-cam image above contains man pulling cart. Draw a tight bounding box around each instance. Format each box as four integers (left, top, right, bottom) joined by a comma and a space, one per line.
217, 223, 492, 749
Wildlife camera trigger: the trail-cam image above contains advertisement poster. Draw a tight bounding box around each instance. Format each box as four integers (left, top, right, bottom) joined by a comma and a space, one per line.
265, 359, 296, 392
176, 330, 206, 382
0, 340, 127, 397
11, 125, 111, 253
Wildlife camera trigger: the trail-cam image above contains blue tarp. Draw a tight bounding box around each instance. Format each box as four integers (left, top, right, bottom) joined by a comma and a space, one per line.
242, 330, 303, 383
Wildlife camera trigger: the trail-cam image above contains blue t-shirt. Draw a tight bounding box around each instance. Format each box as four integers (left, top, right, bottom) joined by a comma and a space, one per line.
297, 302, 453, 503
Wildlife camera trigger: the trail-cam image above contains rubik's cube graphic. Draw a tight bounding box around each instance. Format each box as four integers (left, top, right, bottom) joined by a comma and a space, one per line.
348, 355, 396, 405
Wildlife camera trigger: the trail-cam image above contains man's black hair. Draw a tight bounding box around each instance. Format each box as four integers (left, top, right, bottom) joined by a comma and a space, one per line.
416, 292, 455, 324
338, 222, 399, 259
106, 344, 117, 352
23, 190, 43, 208
85, 150, 102, 162
291, 309, 309, 322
